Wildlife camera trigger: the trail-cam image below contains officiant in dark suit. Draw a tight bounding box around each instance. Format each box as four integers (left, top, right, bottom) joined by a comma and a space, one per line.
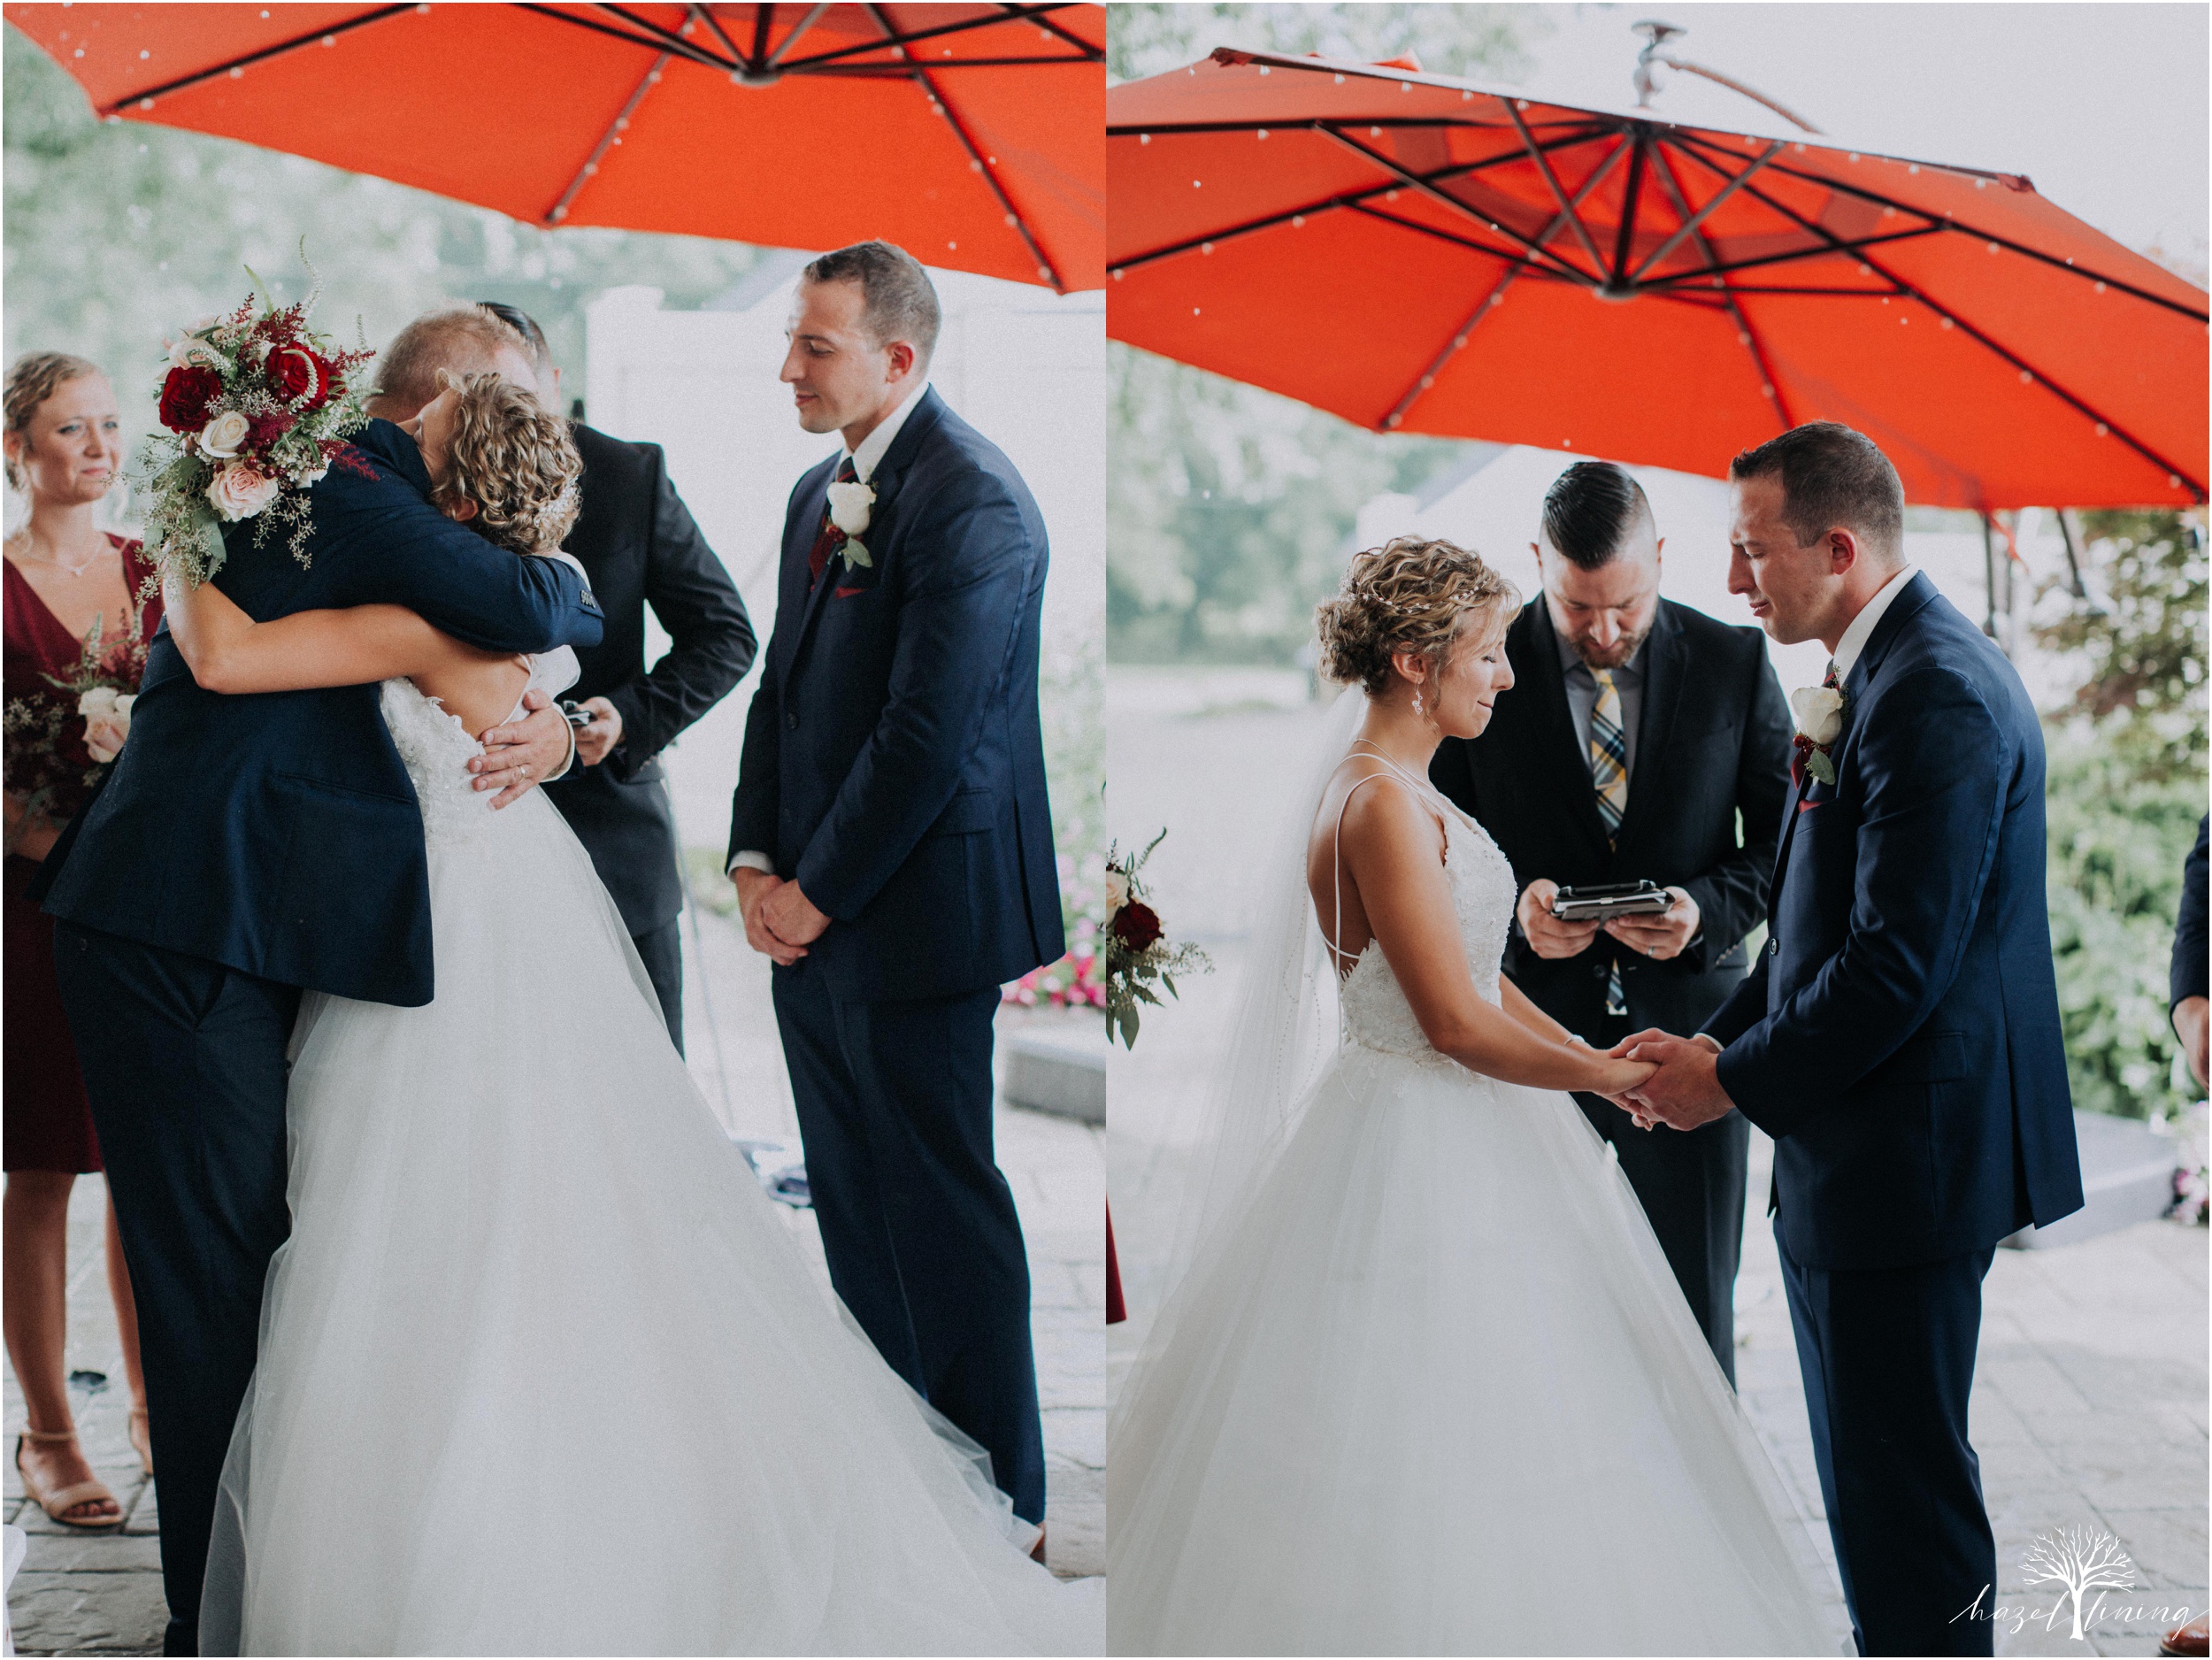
1431, 461, 1793, 1382
482, 304, 756, 1054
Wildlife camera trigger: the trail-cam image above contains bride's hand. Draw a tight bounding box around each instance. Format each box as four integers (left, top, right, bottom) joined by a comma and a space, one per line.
1591, 1057, 1657, 1102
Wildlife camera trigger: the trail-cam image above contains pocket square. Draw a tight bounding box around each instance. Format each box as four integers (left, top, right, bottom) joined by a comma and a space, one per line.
833, 585, 867, 600
1797, 798, 1826, 815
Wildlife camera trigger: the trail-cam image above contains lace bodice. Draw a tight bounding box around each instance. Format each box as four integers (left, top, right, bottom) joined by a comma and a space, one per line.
1336, 780, 1517, 1065
379, 647, 580, 849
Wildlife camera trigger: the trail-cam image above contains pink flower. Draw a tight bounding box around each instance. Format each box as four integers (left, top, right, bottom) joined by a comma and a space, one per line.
207, 461, 280, 522
77, 688, 136, 764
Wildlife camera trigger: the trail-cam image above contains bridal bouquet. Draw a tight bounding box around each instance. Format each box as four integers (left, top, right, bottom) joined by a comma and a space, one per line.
3, 611, 152, 823
1102, 829, 1212, 1049
134, 254, 374, 589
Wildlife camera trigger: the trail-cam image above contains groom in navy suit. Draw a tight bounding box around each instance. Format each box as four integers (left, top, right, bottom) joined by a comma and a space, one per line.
1621, 423, 2082, 1656
727, 242, 1064, 1544
38, 313, 603, 1654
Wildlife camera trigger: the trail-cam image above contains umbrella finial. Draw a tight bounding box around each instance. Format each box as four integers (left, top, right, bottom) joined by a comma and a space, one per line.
1632, 20, 1686, 109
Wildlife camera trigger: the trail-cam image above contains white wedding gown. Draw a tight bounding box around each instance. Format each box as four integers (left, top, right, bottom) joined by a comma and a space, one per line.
199, 652, 1102, 1656
1108, 765, 1848, 1656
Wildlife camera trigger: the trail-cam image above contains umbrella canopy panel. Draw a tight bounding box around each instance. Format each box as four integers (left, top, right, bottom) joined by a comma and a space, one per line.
1109, 49, 2207, 509
7, 3, 1105, 292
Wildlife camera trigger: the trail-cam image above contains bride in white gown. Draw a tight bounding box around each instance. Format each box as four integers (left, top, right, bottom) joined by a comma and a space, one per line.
1108, 536, 1847, 1656
162, 377, 1099, 1656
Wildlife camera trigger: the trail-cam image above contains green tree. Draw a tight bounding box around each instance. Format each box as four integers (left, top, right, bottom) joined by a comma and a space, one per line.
1105, 4, 1542, 667
2034, 510, 2209, 1119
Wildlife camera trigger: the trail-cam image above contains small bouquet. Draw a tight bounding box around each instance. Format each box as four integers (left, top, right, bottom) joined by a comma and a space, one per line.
1102, 829, 1212, 1049
3, 611, 152, 825
134, 250, 374, 590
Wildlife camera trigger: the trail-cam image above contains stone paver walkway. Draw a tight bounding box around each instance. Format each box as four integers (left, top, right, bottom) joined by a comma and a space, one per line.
5, 898, 1103, 1653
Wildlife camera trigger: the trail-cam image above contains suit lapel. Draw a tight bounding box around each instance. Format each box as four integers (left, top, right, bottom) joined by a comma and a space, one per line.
781, 389, 950, 684
772, 457, 837, 694
1523, 597, 1616, 856
1764, 573, 1939, 898
1609, 603, 1679, 851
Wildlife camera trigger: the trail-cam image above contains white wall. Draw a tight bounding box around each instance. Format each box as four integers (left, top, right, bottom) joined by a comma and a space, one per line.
582, 268, 1104, 854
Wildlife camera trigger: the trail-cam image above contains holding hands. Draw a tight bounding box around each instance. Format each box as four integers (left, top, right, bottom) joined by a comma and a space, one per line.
1607, 1029, 1734, 1132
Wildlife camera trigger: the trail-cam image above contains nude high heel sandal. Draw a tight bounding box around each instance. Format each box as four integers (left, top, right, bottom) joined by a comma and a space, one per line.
13, 1427, 121, 1528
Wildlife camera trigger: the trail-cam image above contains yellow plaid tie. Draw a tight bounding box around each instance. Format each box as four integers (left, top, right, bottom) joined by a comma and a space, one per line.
1591, 670, 1629, 1016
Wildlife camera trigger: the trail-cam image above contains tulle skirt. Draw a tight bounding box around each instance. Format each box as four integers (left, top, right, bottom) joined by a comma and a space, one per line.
200, 790, 1100, 1656
1108, 1041, 1847, 1656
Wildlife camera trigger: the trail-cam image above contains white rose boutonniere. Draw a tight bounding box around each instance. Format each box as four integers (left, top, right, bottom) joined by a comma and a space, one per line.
825, 478, 875, 571
78, 687, 137, 765
1788, 684, 1847, 785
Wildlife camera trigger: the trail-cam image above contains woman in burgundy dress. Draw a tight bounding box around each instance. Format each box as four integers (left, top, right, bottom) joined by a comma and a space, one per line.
4, 351, 160, 1528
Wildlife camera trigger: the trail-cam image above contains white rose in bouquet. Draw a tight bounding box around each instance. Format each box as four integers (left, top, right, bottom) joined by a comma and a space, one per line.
1104, 869, 1130, 915
78, 687, 137, 765
207, 461, 280, 522
200, 410, 251, 459
1789, 685, 1846, 746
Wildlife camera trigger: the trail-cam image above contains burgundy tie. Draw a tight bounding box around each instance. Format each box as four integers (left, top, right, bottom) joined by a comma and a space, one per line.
806, 455, 859, 590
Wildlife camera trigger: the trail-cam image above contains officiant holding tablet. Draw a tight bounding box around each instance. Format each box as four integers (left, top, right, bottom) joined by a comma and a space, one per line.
1430, 461, 1793, 1381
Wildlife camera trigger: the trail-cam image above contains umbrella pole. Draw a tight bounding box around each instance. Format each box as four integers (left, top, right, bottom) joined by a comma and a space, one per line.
1981, 512, 2001, 643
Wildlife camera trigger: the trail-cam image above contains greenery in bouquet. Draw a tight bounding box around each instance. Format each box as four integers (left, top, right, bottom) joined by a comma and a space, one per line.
3, 610, 152, 823
1102, 829, 1212, 1049
133, 256, 375, 592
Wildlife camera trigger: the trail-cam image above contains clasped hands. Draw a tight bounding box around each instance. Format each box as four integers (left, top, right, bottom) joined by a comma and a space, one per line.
1602, 1029, 1734, 1133
732, 867, 831, 966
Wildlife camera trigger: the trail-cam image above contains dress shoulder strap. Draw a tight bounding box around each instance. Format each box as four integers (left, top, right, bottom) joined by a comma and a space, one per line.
1326, 761, 1447, 975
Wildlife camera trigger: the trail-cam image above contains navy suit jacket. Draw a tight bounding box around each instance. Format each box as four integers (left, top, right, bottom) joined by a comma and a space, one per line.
1704, 573, 2083, 1269
543, 424, 755, 935
726, 388, 1064, 1003
38, 419, 604, 1007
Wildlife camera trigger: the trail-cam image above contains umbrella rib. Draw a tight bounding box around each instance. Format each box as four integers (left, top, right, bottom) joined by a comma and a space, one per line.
582, 3, 740, 69
1676, 148, 2203, 496
1669, 132, 2208, 323
1107, 126, 1613, 274
1004, 2, 1104, 58
100, 4, 416, 110
1640, 227, 1937, 290
763, 3, 832, 69
1381, 135, 1635, 431
1608, 134, 1647, 290
1503, 99, 1609, 279
520, 6, 732, 72
1626, 140, 1782, 285
1320, 126, 1601, 286
749, 4, 773, 65
690, 3, 748, 65
778, 5, 1096, 72
542, 51, 672, 225
1347, 202, 1585, 271
860, 2, 1065, 291
1648, 142, 1795, 431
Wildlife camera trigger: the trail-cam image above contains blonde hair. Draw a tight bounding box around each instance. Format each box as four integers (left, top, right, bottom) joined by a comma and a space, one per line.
432, 373, 580, 556
1315, 535, 1517, 696
5, 351, 102, 491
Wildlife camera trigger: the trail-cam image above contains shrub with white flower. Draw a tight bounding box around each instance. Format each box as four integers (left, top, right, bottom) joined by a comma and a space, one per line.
132, 249, 375, 591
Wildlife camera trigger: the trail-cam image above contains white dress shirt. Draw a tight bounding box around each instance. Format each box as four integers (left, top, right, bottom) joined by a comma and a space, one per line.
1829, 563, 1918, 685
729, 380, 932, 879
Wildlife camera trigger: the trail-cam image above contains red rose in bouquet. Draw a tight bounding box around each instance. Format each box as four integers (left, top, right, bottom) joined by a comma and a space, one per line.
158, 365, 223, 433
271, 347, 331, 410
1111, 901, 1164, 953
248, 410, 297, 450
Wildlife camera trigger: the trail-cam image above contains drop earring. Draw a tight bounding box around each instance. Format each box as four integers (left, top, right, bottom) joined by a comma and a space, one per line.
1411, 685, 1425, 719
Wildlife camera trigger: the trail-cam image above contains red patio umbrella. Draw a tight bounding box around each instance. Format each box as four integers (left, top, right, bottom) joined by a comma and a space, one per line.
5, 2, 1104, 292
1107, 48, 2207, 508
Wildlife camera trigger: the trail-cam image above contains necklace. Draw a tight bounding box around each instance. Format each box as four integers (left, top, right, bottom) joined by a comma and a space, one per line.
6, 532, 106, 579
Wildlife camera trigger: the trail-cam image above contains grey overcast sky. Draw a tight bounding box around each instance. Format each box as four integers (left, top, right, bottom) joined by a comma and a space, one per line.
1518, 3, 2208, 273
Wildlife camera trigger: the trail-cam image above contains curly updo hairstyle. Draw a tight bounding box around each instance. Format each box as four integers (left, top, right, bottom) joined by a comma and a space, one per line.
1315, 535, 1517, 696
432, 372, 582, 557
